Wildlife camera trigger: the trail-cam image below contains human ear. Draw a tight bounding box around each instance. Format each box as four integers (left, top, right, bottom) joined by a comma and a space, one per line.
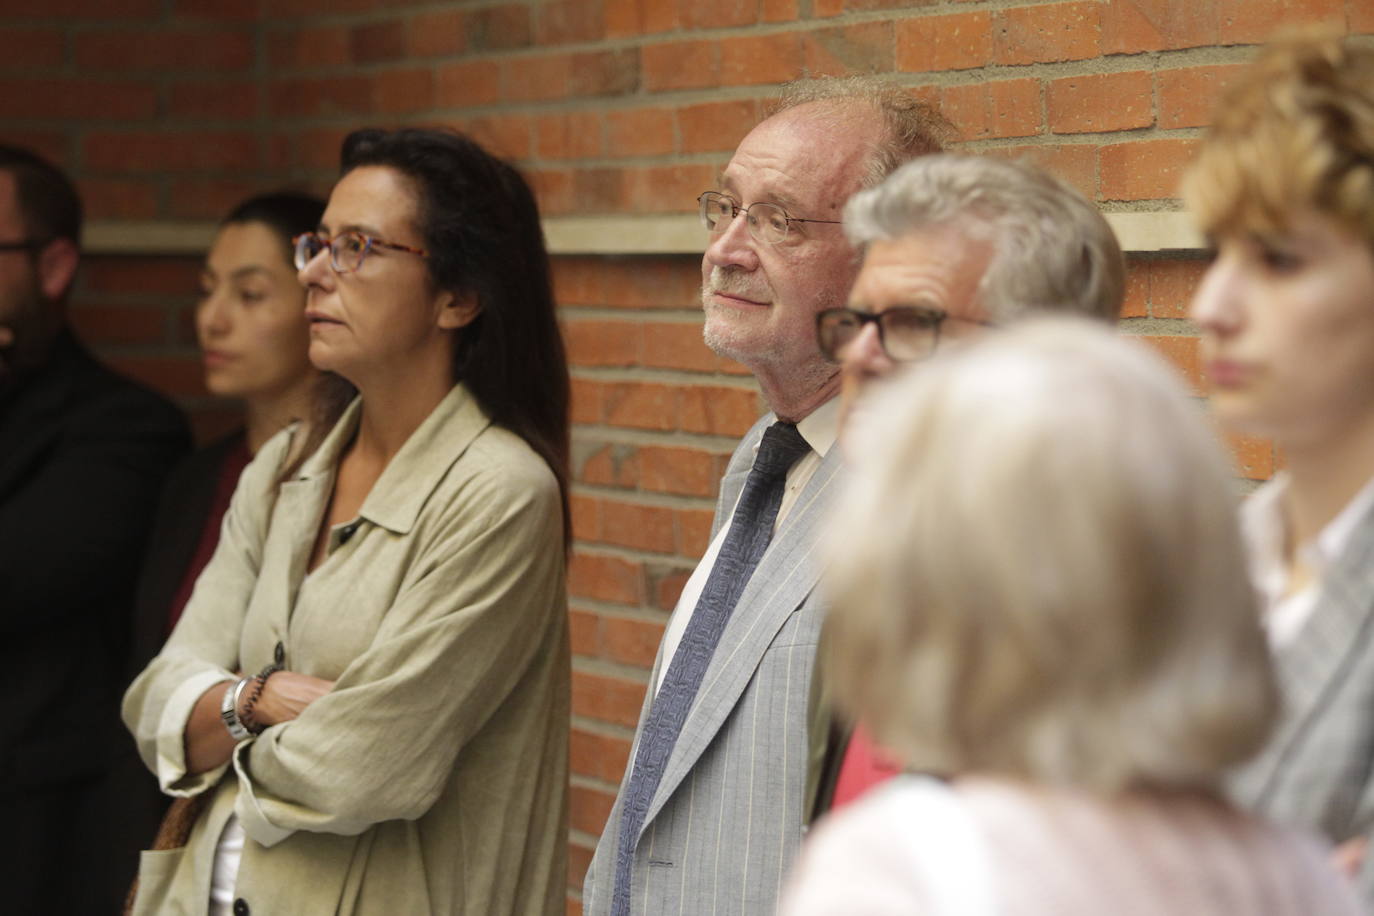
36, 237, 78, 302
436, 291, 481, 330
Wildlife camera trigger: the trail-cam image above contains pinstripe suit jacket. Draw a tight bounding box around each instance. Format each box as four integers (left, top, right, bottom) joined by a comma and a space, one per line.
1230, 500, 1374, 908
583, 412, 842, 915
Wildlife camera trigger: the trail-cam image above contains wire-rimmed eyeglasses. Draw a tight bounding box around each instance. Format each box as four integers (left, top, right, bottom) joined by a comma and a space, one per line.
698, 191, 842, 246
293, 231, 428, 274
816, 306, 995, 363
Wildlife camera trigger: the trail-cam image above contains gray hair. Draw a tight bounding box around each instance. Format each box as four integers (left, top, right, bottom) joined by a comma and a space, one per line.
827, 317, 1276, 793
776, 77, 953, 188
844, 154, 1125, 322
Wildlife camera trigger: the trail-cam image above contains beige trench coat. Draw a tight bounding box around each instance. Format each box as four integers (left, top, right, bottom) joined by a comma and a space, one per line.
123, 384, 569, 915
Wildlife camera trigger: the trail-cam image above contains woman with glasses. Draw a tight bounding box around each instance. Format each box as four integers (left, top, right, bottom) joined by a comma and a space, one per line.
782, 318, 1360, 915
123, 128, 571, 915
1185, 31, 1374, 907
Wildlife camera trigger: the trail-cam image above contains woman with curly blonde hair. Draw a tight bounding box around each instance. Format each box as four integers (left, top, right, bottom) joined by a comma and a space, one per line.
1185, 30, 1374, 907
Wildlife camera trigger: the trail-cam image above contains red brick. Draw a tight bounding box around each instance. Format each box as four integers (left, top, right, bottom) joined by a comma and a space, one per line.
76, 29, 253, 73
293, 127, 351, 170
896, 12, 993, 73
642, 321, 718, 372
553, 256, 606, 306
986, 143, 1097, 202
639, 445, 719, 497
577, 443, 641, 488
1354, 0, 1374, 33
4, 132, 67, 170
78, 179, 159, 221
0, 0, 157, 15
847, 0, 939, 8
762, 0, 798, 22
351, 21, 406, 64
600, 501, 677, 554
168, 179, 272, 220
720, 33, 802, 86
568, 608, 599, 658
269, 75, 372, 119
270, 26, 350, 70
570, 378, 604, 424
571, 168, 626, 212
679, 385, 762, 436
680, 0, 759, 30
571, 670, 647, 727
436, 60, 501, 109
1147, 258, 1207, 318
603, 616, 666, 667
531, 169, 576, 216
603, 382, 679, 431
814, 0, 843, 14
570, 494, 601, 542
83, 131, 261, 173
1101, 0, 1218, 54
622, 164, 719, 215
678, 100, 760, 155
1137, 333, 1202, 395
1157, 64, 1245, 130
67, 304, 167, 347
570, 784, 616, 836
453, 114, 532, 160
803, 22, 893, 77
677, 508, 715, 557
84, 257, 202, 296
643, 40, 719, 93
505, 50, 638, 103
568, 553, 644, 605
537, 112, 606, 160
465, 3, 533, 51
563, 318, 639, 367
602, 257, 704, 309
0, 79, 157, 122
604, 0, 679, 37
537, 0, 606, 44
940, 79, 1042, 142
407, 10, 466, 58
0, 28, 63, 70
106, 355, 207, 399
1120, 260, 1148, 319
994, 2, 1100, 65
606, 108, 676, 157
275, 0, 374, 15
168, 79, 261, 120
1218, 0, 1343, 45
568, 845, 594, 895
570, 727, 632, 783
1048, 71, 1153, 135
372, 68, 435, 115
652, 567, 691, 611
1099, 138, 1199, 201
173, 0, 258, 19
1225, 432, 1275, 481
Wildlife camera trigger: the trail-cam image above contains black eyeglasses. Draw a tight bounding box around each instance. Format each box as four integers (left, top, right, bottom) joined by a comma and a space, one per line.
816, 306, 994, 362
698, 191, 842, 246
293, 231, 428, 274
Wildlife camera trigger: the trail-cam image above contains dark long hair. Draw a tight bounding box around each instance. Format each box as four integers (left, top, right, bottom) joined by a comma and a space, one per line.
299, 128, 571, 543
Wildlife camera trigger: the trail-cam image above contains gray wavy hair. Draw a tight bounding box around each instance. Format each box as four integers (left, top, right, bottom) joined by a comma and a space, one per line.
844, 154, 1125, 323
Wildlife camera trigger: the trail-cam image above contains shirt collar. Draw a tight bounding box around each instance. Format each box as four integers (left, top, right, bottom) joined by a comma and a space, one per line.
1242, 467, 1374, 590
296, 383, 493, 534
792, 395, 840, 460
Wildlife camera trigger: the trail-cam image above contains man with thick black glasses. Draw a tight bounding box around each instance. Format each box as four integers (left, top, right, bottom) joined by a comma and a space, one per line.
583, 80, 949, 916
0, 144, 188, 913
809, 153, 1127, 817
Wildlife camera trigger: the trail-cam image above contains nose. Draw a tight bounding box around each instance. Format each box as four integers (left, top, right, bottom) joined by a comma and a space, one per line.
297, 243, 334, 292
842, 322, 895, 382
196, 289, 231, 342
1189, 252, 1244, 338
704, 210, 760, 273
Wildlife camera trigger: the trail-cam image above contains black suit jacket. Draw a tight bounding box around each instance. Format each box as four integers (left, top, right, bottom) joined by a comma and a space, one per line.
0, 329, 188, 911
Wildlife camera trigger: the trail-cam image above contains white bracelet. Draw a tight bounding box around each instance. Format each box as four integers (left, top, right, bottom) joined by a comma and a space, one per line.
220, 676, 253, 741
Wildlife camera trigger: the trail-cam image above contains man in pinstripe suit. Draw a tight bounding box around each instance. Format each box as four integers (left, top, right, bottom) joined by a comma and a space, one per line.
582, 81, 948, 915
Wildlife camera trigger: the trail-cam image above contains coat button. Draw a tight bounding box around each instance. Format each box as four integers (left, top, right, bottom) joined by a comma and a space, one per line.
274, 641, 284, 665
233, 899, 249, 916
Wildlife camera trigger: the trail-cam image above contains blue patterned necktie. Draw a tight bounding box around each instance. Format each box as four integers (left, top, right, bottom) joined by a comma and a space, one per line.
611, 421, 812, 915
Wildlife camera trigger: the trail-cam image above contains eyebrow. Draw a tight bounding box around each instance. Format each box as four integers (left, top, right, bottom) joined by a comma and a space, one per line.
317, 221, 386, 238
716, 174, 805, 216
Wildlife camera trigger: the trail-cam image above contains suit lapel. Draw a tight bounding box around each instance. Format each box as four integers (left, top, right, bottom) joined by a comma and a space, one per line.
645, 445, 842, 827
1245, 510, 1374, 803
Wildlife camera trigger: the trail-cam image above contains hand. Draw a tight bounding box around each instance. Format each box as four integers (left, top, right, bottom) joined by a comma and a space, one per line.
1333, 836, 1367, 880
244, 670, 335, 729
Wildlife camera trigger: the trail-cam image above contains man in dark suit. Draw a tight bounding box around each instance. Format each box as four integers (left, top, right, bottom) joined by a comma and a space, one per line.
0, 144, 189, 913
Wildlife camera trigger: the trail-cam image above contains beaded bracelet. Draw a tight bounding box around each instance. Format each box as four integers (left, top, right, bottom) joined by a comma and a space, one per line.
240, 659, 284, 735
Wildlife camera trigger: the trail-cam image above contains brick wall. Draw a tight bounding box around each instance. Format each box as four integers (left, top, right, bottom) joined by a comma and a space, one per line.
7, 0, 1369, 909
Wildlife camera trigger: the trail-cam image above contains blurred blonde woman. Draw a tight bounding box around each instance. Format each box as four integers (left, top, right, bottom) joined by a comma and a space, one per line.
1185, 31, 1374, 905
780, 318, 1359, 915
